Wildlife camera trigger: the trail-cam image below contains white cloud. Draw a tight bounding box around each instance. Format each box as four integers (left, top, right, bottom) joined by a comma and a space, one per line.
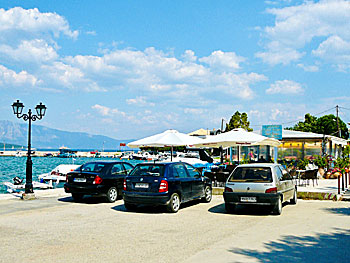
258, 0, 350, 67
266, 80, 304, 94
199, 50, 245, 70
0, 65, 39, 87
184, 108, 205, 115
181, 50, 197, 62
0, 7, 78, 39
92, 104, 126, 117
41, 62, 104, 92
126, 96, 155, 107
0, 39, 58, 63
297, 63, 319, 72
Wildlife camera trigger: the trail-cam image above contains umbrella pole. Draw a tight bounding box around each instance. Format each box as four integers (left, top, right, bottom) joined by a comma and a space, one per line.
171, 146, 173, 161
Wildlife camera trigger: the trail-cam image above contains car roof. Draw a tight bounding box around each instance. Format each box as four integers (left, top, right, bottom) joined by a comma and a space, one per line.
236, 163, 279, 168
135, 162, 189, 166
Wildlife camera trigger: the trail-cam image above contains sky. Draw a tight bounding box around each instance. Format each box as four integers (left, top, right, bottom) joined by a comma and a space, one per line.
1, 0, 350, 140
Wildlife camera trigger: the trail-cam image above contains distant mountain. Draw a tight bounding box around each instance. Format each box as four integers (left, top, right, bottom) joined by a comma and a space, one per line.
0, 120, 133, 150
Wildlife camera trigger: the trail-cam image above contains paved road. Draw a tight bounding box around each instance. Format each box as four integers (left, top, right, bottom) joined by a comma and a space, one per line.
0, 194, 349, 263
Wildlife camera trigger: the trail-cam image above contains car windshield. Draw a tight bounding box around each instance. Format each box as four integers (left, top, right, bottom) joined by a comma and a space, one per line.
129, 165, 165, 177
80, 163, 107, 173
228, 167, 273, 182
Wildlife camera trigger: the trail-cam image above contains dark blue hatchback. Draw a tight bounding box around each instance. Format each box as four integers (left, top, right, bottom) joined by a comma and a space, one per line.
123, 162, 212, 213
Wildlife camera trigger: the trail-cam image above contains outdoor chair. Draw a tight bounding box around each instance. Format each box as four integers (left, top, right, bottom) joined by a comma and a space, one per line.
301, 169, 318, 186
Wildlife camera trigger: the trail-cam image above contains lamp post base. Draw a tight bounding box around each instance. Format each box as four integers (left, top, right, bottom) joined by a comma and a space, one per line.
21, 193, 36, 200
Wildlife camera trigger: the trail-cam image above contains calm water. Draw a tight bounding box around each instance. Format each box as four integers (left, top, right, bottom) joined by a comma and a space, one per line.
0, 157, 143, 194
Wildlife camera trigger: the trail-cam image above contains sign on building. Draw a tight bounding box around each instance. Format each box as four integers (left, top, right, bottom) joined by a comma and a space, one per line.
262, 125, 282, 140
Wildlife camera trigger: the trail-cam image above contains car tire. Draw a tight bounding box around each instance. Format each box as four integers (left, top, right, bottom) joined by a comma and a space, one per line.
290, 188, 297, 205
272, 196, 282, 215
201, 186, 212, 203
167, 193, 181, 213
225, 203, 236, 214
124, 202, 137, 211
72, 193, 84, 202
106, 187, 118, 203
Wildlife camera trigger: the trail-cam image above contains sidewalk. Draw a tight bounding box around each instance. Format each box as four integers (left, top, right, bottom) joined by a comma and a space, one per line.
295, 178, 349, 201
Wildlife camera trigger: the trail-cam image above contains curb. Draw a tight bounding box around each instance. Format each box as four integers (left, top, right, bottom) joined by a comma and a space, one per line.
213, 187, 345, 201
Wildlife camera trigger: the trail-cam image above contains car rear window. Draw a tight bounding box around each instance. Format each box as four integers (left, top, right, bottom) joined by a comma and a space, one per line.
80, 163, 107, 173
129, 165, 165, 177
228, 167, 273, 182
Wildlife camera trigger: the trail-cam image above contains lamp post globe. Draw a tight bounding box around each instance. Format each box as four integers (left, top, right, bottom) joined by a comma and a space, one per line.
11, 100, 47, 195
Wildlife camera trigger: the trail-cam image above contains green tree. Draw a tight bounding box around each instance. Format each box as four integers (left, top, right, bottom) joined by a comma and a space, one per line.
288, 113, 349, 139
225, 111, 253, 132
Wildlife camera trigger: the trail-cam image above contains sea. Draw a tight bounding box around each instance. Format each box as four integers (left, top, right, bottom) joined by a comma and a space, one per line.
0, 156, 143, 194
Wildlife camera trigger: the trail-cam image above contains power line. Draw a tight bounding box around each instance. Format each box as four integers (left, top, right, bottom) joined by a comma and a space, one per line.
339, 106, 350, 111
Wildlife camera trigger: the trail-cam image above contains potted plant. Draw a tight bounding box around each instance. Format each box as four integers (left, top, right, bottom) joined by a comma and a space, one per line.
314, 155, 327, 178
297, 158, 309, 170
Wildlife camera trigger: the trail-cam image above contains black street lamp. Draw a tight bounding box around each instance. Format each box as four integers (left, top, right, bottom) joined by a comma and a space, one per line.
11, 100, 46, 195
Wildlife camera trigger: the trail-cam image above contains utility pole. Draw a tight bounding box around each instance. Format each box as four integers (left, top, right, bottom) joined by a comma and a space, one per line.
336, 105, 340, 137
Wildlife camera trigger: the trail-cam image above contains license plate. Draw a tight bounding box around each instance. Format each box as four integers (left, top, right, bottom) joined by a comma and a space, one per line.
240, 197, 257, 202
135, 183, 148, 188
74, 178, 86, 183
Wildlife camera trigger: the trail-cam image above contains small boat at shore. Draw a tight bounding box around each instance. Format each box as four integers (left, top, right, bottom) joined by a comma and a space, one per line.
38, 164, 81, 184
4, 177, 52, 193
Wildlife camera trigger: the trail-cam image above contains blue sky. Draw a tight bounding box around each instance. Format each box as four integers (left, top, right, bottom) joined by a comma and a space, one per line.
1, 0, 350, 140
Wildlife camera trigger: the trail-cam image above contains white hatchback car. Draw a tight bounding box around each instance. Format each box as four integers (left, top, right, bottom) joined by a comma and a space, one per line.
223, 163, 297, 215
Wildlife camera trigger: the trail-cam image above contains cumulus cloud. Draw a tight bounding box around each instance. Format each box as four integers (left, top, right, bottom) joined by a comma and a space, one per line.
0, 7, 78, 39
0, 65, 39, 87
126, 96, 155, 107
92, 104, 126, 117
266, 80, 304, 94
0, 39, 58, 63
257, 0, 350, 68
199, 50, 245, 70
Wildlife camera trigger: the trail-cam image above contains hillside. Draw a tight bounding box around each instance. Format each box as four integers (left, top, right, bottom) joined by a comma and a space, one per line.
0, 120, 132, 150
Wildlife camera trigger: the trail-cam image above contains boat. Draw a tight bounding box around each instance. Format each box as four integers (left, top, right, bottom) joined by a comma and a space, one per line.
38, 164, 81, 184
58, 147, 77, 158
4, 176, 52, 193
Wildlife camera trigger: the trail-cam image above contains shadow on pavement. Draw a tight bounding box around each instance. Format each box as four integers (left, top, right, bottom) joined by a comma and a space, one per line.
229, 228, 350, 262
58, 195, 112, 204
208, 203, 276, 216
111, 199, 201, 214
323, 207, 350, 216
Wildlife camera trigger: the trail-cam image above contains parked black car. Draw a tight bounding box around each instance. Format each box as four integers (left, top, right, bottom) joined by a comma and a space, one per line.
64, 161, 134, 202
123, 162, 212, 213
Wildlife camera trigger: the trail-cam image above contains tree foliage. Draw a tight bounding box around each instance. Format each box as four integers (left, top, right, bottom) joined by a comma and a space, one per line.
225, 111, 253, 132
288, 113, 349, 139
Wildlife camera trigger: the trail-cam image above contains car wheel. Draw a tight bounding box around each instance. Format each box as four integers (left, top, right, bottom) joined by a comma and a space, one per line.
225, 203, 236, 214
201, 186, 212, 203
72, 193, 84, 202
106, 187, 118, 203
272, 196, 282, 215
290, 188, 297, 205
124, 202, 137, 211
167, 193, 181, 213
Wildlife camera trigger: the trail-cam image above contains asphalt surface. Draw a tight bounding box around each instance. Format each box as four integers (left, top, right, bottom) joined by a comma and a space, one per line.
0, 194, 349, 263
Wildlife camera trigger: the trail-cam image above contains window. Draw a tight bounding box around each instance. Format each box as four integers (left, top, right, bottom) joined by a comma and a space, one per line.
111, 163, 125, 176
81, 162, 107, 173
172, 164, 188, 178
129, 165, 165, 177
123, 163, 134, 174
279, 166, 292, 181
184, 163, 200, 178
275, 167, 283, 181
228, 167, 273, 182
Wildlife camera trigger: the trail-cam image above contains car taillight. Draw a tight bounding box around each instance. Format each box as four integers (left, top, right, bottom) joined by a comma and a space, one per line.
265, 187, 277, 193
123, 179, 126, 191
93, 175, 103, 185
159, 180, 168, 193
66, 175, 69, 183
224, 187, 233, 192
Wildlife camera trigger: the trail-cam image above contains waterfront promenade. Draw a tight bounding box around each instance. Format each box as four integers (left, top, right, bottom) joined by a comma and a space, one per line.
0, 192, 349, 262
